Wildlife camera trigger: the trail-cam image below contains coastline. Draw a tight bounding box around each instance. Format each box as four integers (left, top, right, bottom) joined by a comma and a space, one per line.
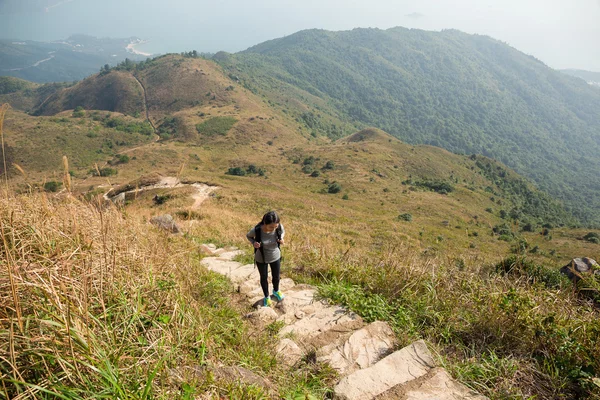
126, 40, 153, 57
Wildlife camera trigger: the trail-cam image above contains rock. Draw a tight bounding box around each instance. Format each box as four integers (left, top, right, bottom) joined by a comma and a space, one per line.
212, 366, 273, 393
318, 321, 397, 376
276, 338, 303, 366
228, 263, 257, 284
200, 258, 243, 276
375, 367, 489, 400
245, 307, 278, 324
279, 305, 363, 342
199, 244, 216, 255
149, 214, 181, 233
333, 340, 435, 400
217, 249, 245, 260
560, 257, 600, 281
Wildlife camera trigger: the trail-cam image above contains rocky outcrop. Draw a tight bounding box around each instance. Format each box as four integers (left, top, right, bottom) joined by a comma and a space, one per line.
149, 214, 181, 233
200, 245, 489, 400
560, 257, 600, 281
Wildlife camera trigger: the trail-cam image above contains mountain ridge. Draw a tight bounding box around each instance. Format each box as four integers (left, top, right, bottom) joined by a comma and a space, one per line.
217, 26, 600, 225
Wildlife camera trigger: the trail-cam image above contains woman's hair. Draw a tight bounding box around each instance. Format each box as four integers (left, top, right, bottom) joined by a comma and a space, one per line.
261, 211, 280, 225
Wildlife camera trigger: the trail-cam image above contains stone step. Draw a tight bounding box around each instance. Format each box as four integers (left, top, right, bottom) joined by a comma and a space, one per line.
202, 246, 488, 400
333, 340, 435, 400
318, 321, 397, 377
374, 367, 488, 400
278, 304, 363, 342
200, 258, 243, 275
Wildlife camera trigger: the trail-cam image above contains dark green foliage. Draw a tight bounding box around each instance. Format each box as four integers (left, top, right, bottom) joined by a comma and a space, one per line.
402, 178, 454, 194
103, 116, 153, 135
153, 194, 172, 205
302, 165, 313, 174
226, 167, 246, 176
310, 170, 320, 177
43, 181, 62, 192
303, 156, 316, 165
158, 116, 178, 139
473, 156, 575, 228
583, 232, 600, 244
0, 76, 35, 94
323, 160, 335, 170
495, 256, 569, 289
96, 167, 117, 177
327, 182, 342, 194
195, 117, 237, 136
398, 213, 412, 221
72, 106, 85, 118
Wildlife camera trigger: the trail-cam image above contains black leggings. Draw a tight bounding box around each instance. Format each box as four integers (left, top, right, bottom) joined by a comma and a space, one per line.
256, 258, 281, 298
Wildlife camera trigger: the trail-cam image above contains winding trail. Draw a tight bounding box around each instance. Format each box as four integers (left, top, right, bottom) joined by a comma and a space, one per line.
104, 176, 218, 210
131, 73, 157, 134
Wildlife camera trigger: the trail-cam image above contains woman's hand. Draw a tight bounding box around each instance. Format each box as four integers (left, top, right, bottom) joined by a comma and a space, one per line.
253, 241, 261, 249
277, 238, 284, 245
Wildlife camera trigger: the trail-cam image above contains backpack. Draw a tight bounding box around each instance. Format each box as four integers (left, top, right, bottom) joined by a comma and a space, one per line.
254, 223, 282, 262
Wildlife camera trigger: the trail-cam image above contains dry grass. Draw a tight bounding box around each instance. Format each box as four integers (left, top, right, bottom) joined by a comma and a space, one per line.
0, 192, 300, 399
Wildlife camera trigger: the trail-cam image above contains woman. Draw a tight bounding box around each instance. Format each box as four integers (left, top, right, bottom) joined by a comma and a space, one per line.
246, 211, 285, 307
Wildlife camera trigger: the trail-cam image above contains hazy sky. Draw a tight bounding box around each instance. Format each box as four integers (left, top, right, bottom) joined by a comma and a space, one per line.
1, 0, 599, 71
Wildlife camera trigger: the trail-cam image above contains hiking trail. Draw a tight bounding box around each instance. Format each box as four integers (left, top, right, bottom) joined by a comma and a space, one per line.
198, 245, 489, 400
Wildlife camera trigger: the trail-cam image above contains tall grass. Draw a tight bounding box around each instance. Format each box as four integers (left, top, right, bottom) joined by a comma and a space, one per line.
0, 192, 328, 399
285, 242, 600, 399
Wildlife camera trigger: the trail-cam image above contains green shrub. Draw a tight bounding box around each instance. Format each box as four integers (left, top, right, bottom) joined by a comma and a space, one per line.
327, 182, 342, 194
95, 168, 117, 177
398, 213, 412, 222
43, 181, 62, 192
226, 167, 246, 176
495, 255, 568, 289
72, 106, 85, 118
583, 232, 600, 243
302, 165, 313, 174
195, 116, 237, 136
310, 170, 320, 177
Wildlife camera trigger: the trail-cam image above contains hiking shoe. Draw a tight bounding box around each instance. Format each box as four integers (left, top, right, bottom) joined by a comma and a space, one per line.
263, 297, 272, 307
273, 291, 285, 301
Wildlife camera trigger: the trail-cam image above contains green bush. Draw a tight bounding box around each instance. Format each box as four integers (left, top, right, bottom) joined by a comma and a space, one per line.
302, 165, 313, 174
43, 181, 62, 192
226, 167, 246, 176
323, 160, 335, 170
195, 116, 237, 136
327, 182, 342, 194
495, 255, 568, 289
583, 232, 600, 244
398, 213, 412, 222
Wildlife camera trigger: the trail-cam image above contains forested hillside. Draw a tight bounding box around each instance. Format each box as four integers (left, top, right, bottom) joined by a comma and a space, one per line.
218, 27, 600, 226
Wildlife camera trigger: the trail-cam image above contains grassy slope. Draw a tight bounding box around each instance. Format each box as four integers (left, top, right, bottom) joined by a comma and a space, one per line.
222, 28, 600, 226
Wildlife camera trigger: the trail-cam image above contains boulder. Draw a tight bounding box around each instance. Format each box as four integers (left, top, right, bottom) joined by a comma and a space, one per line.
245, 307, 278, 324
276, 338, 304, 366
149, 214, 181, 233
560, 257, 600, 281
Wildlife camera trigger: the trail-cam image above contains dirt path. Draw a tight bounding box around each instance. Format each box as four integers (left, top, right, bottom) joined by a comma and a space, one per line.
104, 176, 218, 210
131, 73, 157, 134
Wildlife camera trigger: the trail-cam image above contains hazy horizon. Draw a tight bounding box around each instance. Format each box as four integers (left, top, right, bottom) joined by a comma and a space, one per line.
1, 0, 599, 72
